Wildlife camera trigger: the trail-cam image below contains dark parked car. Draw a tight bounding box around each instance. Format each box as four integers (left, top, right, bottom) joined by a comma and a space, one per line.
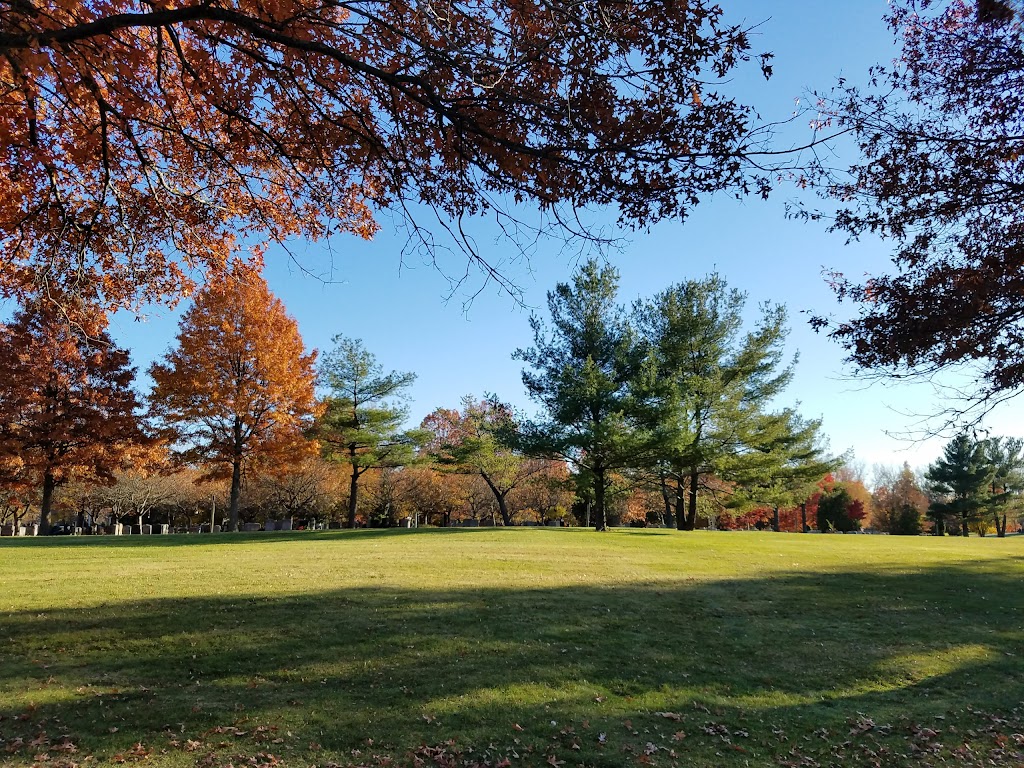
48, 523, 74, 535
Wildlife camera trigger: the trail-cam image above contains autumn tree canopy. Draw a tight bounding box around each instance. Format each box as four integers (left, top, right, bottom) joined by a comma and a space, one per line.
809, 0, 1024, 419
872, 463, 929, 535
0, 303, 146, 532
148, 261, 320, 532
0, 0, 783, 313
423, 395, 541, 527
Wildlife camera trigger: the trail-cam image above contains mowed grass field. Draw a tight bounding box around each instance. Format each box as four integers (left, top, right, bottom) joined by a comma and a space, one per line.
1, 529, 1023, 767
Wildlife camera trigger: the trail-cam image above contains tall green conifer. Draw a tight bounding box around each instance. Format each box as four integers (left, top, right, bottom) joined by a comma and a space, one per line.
636, 275, 832, 530
513, 260, 654, 531
926, 434, 993, 536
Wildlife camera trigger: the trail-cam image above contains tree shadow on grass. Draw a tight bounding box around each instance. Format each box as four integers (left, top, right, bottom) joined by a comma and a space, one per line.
1, 564, 1023, 766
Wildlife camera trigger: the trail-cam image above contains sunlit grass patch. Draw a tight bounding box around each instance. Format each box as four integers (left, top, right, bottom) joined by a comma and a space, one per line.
0, 529, 1023, 766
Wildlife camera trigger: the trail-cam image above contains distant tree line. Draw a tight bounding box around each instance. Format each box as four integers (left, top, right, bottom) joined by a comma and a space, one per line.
1, 259, 1021, 537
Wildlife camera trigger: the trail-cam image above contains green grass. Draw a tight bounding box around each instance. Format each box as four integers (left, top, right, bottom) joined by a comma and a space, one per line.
1, 529, 1023, 767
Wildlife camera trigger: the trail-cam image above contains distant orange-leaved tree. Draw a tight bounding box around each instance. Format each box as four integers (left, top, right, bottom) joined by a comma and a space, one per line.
0, 303, 147, 532
149, 262, 321, 532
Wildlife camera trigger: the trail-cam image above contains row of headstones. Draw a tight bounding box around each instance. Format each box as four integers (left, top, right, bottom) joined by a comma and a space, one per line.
428, 519, 564, 528
0, 518, 565, 536
108, 523, 171, 535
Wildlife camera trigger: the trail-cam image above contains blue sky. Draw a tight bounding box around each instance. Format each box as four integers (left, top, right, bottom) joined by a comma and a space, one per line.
105, 1, 1024, 479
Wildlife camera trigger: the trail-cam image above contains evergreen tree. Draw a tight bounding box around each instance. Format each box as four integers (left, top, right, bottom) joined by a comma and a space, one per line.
513, 259, 654, 531
316, 337, 425, 528
726, 410, 836, 531
815, 485, 863, 533
983, 436, 1024, 538
925, 434, 993, 537
636, 275, 832, 530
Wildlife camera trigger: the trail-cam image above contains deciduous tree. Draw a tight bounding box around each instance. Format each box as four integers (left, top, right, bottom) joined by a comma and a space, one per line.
509, 459, 575, 525
809, 0, 1024, 419
0, 303, 146, 532
149, 262, 320, 532
256, 457, 340, 524
0, 0, 781, 314
872, 463, 929, 535
424, 395, 541, 526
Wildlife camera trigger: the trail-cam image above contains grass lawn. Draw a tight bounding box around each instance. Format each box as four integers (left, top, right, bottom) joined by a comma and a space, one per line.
0, 528, 1023, 767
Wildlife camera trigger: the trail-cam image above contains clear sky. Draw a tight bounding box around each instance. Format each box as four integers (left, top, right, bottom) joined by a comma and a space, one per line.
102, 0, 1024, 482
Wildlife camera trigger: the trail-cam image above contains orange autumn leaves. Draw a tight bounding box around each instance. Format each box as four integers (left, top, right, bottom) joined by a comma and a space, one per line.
0, 302, 147, 530
0, 0, 769, 316
149, 261, 321, 531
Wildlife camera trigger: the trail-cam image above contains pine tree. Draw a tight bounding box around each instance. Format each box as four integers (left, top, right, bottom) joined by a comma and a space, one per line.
983, 436, 1024, 537
514, 259, 654, 531
316, 336, 424, 528
636, 275, 832, 530
925, 434, 994, 537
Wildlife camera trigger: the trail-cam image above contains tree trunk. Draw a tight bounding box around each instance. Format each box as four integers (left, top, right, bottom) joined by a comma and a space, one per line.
772, 505, 780, 533
40, 469, 56, 533
961, 515, 970, 537
675, 482, 687, 530
659, 474, 674, 528
347, 459, 359, 529
997, 512, 1007, 538
593, 467, 607, 531
800, 502, 808, 533
480, 472, 513, 526
683, 468, 699, 530
229, 453, 242, 532
229, 418, 243, 532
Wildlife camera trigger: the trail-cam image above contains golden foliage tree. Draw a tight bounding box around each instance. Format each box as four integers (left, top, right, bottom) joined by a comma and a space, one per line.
149, 262, 320, 531
0, 0, 781, 313
0, 303, 146, 532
